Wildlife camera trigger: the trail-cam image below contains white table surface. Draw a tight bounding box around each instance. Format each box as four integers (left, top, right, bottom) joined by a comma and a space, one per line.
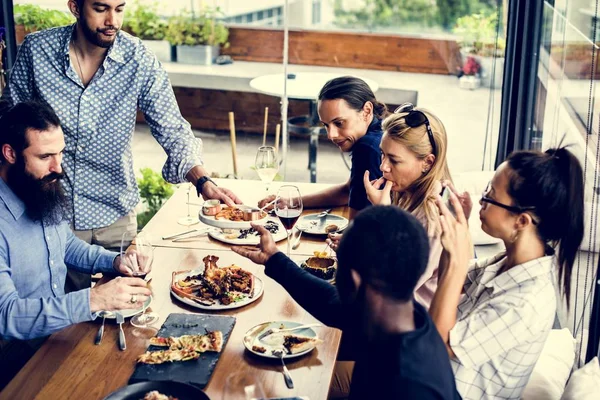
249, 72, 379, 100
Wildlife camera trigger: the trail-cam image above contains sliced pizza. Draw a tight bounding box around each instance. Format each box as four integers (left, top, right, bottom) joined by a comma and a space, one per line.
137, 347, 200, 365
282, 335, 324, 354
149, 331, 223, 352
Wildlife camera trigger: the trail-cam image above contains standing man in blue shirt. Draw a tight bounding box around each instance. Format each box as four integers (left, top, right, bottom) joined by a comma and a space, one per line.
3, 0, 241, 291
0, 101, 153, 388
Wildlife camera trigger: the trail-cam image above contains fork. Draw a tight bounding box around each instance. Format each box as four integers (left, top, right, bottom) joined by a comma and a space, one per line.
272, 348, 294, 389
258, 323, 322, 341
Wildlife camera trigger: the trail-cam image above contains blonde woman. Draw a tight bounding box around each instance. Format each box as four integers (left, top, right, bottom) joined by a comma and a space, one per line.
362, 103, 464, 308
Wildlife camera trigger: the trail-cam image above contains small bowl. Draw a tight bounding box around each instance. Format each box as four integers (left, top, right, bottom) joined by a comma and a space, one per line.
239, 206, 263, 221
202, 200, 222, 216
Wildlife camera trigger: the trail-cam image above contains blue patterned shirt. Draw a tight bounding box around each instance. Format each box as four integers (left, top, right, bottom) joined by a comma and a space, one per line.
0, 178, 117, 340
3, 25, 203, 230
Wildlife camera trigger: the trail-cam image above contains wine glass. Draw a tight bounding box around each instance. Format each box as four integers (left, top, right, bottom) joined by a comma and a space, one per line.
222, 372, 266, 400
178, 183, 199, 226
255, 146, 278, 192
275, 185, 303, 256
120, 232, 159, 327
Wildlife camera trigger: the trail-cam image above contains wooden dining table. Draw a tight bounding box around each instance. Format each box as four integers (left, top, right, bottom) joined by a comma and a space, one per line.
0, 178, 345, 400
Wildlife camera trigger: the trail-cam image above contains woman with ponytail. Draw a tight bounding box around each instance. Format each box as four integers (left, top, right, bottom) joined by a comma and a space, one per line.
429, 147, 584, 399
258, 76, 387, 219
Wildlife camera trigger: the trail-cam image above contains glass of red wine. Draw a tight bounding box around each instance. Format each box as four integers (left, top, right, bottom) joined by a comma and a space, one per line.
275, 185, 303, 256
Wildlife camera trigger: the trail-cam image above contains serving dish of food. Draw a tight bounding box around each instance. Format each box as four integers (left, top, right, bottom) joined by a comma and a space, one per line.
199, 204, 269, 229
300, 251, 337, 281
170, 255, 264, 310
208, 220, 287, 245
243, 321, 323, 360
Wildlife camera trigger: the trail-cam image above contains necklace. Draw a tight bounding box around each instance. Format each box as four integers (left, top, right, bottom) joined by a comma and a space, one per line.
71, 40, 85, 84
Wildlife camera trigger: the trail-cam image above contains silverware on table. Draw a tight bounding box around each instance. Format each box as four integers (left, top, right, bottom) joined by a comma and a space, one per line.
291, 227, 304, 250
316, 209, 331, 230
272, 348, 294, 389
94, 311, 111, 345
116, 312, 126, 351
162, 229, 198, 240
259, 323, 322, 341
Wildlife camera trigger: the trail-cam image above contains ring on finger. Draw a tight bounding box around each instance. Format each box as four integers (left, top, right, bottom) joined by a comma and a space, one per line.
130, 294, 137, 304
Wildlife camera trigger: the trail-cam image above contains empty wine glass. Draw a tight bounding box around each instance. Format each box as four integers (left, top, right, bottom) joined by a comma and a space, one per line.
275, 185, 303, 256
120, 232, 159, 327
178, 183, 199, 226
222, 372, 266, 400
255, 146, 278, 192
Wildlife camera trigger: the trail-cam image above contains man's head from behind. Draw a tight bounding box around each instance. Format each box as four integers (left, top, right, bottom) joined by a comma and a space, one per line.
336, 206, 430, 315
0, 101, 68, 224
69, 0, 125, 48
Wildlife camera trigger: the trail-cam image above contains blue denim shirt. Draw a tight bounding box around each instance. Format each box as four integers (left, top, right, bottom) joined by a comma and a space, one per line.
0, 178, 117, 340
3, 24, 203, 230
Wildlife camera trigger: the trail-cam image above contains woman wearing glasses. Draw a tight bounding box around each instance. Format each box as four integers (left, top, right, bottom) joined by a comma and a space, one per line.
360, 104, 465, 308
258, 76, 386, 220
430, 147, 584, 399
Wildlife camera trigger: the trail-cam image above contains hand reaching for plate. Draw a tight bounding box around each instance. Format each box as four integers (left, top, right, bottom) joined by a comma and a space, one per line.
232, 223, 282, 265
258, 195, 276, 211
325, 233, 342, 252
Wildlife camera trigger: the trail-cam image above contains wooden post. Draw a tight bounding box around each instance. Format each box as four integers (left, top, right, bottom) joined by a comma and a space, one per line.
274, 123, 281, 153
228, 112, 238, 178
262, 107, 269, 146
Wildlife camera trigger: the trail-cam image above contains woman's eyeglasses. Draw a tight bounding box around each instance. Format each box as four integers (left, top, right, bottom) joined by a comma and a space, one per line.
481, 182, 538, 224
393, 103, 437, 156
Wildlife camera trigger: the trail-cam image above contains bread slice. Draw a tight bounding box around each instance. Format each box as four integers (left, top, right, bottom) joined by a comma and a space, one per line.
283, 334, 323, 354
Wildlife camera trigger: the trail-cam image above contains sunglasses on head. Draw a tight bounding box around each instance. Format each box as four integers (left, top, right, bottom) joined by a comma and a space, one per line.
481, 182, 538, 224
393, 103, 437, 156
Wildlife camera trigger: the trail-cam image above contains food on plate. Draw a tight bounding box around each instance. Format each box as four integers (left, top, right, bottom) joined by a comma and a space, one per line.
215, 206, 245, 221
252, 345, 267, 354
325, 224, 339, 233
283, 334, 323, 354
149, 331, 223, 352
300, 251, 337, 280
143, 390, 179, 400
138, 331, 223, 365
171, 255, 255, 306
227, 221, 280, 240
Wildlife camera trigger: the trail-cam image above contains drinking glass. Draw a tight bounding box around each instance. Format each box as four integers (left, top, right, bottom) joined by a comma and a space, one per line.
275, 185, 303, 256
120, 232, 159, 327
255, 146, 278, 192
222, 372, 266, 400
178, 183, 199, 226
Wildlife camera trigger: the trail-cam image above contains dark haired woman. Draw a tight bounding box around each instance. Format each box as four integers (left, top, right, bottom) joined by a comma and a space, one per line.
430, 147, 584, 399
258, 76, 387, 220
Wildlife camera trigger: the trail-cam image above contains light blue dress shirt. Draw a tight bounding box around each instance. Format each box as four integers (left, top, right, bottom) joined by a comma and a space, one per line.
0, 178, 118, 340
3, 24, 203, 230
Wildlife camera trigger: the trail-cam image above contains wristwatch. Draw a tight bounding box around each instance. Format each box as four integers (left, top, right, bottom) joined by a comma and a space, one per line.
196, 176, 216, 197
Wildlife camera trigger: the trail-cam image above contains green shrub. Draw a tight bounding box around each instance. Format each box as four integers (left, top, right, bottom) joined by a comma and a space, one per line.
453, 11, 505, 57
13, 4, 74, 31
136, 168, 174, 228
165, 8, 229, 47
123, 1, 167, 40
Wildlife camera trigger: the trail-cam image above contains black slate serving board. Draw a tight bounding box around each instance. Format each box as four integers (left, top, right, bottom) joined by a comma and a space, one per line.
129, 313, 236, 389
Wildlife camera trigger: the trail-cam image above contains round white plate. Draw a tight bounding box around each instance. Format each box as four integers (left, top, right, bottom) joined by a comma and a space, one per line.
170, 269, 264, 311
243, 321, 320, 359
208, 219, 287, 245
101, 295, 152, 319
198, 206, 269, 229
297, 213, 349, 235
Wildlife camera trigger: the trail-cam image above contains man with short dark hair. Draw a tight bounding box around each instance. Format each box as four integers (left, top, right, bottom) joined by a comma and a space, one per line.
3, 0, 241, 291
234, 206, 461, 399
0, 101, 152, 389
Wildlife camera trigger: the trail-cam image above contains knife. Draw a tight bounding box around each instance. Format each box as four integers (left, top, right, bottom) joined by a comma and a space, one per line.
94, 311, 109, 345
316, 209, 331, 230
116, 312, 126, 351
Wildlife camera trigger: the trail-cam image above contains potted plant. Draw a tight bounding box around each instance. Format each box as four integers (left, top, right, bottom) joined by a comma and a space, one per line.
458, 56, 482, 90
13, 4, 74, 44
454, 12, 505, 89
165, 7, 229, 65
123, 1, 171, 62
136, 168, 174, 229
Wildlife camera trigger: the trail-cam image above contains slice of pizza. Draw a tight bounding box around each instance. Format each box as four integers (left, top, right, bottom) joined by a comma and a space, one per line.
137, 347, 200, 364
282, 335, 324, 354
149, 331, 223, 353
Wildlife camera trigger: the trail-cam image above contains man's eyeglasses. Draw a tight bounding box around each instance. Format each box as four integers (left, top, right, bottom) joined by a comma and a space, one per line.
481, 182, 538, 224
393, 103, 437, 156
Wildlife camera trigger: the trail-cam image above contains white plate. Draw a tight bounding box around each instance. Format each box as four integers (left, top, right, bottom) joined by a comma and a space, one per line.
243, 321, 320, 359
208, 219, 288, 245
198, 206, 269, 229
297, 213, 349, 235
170, 269, 264, 311
101, 295, 152, 319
